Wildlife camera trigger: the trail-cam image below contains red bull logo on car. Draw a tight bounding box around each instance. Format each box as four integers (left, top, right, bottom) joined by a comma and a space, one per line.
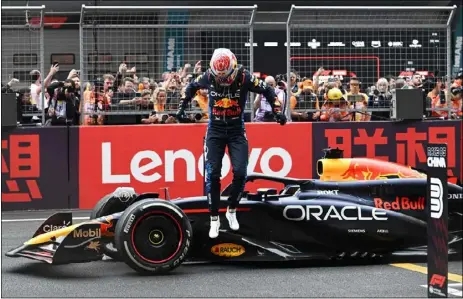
340, 159, 425, 180
374, 196, 425, 211
318, 158, 426, 182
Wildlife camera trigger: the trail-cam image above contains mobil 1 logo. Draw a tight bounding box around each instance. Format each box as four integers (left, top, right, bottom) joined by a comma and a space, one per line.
426, 144, 448, 298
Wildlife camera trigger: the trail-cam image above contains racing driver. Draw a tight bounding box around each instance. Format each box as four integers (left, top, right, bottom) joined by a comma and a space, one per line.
177, 48, 287, 238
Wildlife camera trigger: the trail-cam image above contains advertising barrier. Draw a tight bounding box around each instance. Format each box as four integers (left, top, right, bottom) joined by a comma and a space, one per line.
1, 121, 461, 210
78, 123, 313, 209
311, 121, 462, 184
1, 127, 79, 211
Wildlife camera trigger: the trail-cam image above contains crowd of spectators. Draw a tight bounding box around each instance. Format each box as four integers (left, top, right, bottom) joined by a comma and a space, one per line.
255, 68, 462, 122
2, 61, 462, 126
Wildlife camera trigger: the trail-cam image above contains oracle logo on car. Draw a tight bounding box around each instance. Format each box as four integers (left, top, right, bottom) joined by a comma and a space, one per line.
283, 205, 388, 221
101, 142, 293, 184
374, 196, 425, 211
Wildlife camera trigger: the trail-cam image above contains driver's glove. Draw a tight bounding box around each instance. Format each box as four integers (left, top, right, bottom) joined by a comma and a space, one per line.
176, 99, 188, 123
274, 112, 287, 125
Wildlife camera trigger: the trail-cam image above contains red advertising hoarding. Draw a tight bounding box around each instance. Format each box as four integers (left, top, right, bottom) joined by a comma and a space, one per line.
78, 123, 313, 209
311, 121, 462, 184
1, 127, 76, 211
2, 121, 459, 211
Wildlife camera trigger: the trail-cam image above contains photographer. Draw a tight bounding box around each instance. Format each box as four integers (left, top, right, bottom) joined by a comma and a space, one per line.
368, 77, 392, 120
141, 87, 176, 124
191, 87, 209, 122
421, 76, 445, 118
45, 79, 78, 126
450, 71, 462, 100
292, 79, 319, 121
253, 76, 286, 122
81, 79, 110, 125
16, 88, 40, 125
449, 71, 462, 119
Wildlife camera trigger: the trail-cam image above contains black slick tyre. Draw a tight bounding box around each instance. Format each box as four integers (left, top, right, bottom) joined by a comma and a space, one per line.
90, 191, 136, 260
114, 199, 192, 274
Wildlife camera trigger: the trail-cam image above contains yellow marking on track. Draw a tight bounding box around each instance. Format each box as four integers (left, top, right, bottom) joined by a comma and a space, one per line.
390, 263, 463, 283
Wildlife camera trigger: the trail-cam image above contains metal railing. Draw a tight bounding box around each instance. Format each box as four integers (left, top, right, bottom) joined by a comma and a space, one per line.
79, 4, 257, 124
2, 5, 460, 125
286, 5, 457, 121
1, 5, 46, 124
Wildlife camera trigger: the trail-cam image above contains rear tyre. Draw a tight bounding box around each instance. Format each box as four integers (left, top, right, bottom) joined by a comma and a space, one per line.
114, 199, 192, 274
90, 188, 138, 261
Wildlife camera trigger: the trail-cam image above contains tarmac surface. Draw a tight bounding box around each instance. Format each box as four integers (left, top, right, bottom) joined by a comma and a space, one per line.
1, 210, 462, 298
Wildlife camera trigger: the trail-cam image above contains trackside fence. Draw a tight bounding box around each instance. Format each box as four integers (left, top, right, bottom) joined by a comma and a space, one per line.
79, 5, 257, 122
1, 6, 46, 123
286, 6, 457, 121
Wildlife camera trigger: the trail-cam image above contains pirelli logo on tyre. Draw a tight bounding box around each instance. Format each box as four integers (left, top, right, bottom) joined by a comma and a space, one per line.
123, 214, 136, 233
211, 243, 245, 257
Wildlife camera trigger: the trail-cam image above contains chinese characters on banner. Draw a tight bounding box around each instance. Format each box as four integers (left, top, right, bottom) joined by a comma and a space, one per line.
312, 121, 461, 184
1, 134, 42, 202
1, 127, 75, 211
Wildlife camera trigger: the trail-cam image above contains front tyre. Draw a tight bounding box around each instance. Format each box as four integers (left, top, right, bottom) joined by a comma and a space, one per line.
90, 189, 137, 261
114, 199, 192, 274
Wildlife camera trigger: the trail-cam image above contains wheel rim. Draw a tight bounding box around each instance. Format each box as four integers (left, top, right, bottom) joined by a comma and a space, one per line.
130, 211, 183, 264
148, 229, 165, 245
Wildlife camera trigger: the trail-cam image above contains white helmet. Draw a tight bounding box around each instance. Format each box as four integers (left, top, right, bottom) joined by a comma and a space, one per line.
209, 48, 238, 86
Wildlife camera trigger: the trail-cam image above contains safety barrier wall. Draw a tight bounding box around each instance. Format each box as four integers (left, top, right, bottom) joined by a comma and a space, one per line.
1, 121, 461, 211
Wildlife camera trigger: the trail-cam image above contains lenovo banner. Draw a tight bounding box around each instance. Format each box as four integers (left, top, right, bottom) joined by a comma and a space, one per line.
78, 123, 312, 209
311, 121, 461, 185
1, 127, 77, 211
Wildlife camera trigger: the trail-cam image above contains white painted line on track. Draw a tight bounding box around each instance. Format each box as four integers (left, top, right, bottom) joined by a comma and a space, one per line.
420, 283, 463, 297
2, 217, 90, 223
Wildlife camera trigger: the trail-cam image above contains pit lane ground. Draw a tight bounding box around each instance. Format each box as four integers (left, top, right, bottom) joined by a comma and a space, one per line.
1, 210, 462, 298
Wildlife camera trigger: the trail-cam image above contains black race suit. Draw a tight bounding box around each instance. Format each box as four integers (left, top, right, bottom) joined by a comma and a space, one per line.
178, 66, 279, 216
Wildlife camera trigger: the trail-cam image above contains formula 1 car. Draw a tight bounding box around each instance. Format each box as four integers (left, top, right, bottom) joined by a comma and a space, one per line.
6, 149, 463, 274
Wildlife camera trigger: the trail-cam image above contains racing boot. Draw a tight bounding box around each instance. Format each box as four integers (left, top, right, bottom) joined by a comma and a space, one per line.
209, 215, 220, 238
226, 207, 239, 231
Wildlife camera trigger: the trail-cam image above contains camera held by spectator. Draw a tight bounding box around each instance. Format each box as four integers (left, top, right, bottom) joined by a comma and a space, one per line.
371, 78, 392, 102
45, 79, 79, 126
142, 110, 177, 124
450, 70, 463, 96
368, 78, 392, 120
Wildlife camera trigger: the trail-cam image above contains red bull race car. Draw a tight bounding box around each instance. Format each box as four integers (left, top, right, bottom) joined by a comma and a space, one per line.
6, 149, 462, 274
